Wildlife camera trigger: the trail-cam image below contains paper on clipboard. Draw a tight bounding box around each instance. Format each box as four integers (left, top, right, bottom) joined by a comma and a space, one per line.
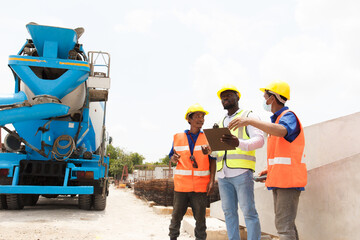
203, 128, 236, 151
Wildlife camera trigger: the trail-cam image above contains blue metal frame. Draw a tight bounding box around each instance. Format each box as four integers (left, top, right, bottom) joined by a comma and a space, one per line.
0, 153, 109, 194
0, 186, 93, 195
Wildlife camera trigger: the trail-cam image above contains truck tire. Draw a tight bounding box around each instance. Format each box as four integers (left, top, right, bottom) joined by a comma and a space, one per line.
0, 195, 7, 209
42, 194, 59, 198
79, 194, 93, 210
30, 194, 40, 206
93, 194, 106, 211
6, 194, 24, 210
23, 194, 39, 206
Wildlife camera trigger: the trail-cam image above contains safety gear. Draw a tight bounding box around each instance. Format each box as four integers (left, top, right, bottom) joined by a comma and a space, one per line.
217, 84, 241, 99
265, 110, 307, 188
260, 80, 290, 100
216, 110, 256, 172
185, 103, 208, 120
263, 97, 272, 112
173, 132, 210, 192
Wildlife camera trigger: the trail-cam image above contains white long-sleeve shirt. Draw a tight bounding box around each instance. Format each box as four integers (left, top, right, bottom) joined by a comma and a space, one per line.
216, 108, 265, 179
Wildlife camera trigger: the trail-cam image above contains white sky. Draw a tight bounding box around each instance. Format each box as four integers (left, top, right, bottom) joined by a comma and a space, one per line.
0, 0, 359, 162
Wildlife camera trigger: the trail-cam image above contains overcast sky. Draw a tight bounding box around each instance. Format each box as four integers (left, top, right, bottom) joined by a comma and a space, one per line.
0, 0, 359, 162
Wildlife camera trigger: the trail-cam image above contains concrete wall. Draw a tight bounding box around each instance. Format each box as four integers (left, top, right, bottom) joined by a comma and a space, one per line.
136, 167, 175, 180
154, 166, 174, 179
211, 112, 360, 240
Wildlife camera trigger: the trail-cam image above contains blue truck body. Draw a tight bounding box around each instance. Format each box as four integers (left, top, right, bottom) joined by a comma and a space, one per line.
0, 23, 110, 210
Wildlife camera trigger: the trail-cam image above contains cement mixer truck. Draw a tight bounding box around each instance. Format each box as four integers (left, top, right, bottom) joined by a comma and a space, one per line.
0, 23, 110, 210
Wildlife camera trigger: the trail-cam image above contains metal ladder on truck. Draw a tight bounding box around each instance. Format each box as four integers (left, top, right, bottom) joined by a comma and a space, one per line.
87, 51, 111, 194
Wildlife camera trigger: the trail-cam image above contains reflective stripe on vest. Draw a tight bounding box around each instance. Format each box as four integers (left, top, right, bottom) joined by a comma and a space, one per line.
226, 154, 256, 161
268, 157, 291, 165
216, 110, 256, 171
194, 146, 202, 151
265, 110, 307, 188
173, 169, 192, 175
173, 145, 202, 152
173, 132, 211, 192
174, 146, 189, 152
193, 170, 210, 176
174, 169, 210, 176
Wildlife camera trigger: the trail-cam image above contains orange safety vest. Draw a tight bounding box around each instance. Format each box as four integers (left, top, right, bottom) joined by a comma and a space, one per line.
173, 132, 210, 192
266, 110, 307, 188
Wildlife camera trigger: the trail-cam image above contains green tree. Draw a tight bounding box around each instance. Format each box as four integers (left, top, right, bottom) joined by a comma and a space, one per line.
158, 154, 176, 167
106, 144, 146, 179
107, 144, 120, 160
129, 152, 144, 166
108, 146, 128, 178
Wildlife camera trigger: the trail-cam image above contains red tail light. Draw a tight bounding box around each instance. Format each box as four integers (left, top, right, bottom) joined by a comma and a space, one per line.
0, 169, 9, 177
77, 171, 85, 178
76, 171, 94, 179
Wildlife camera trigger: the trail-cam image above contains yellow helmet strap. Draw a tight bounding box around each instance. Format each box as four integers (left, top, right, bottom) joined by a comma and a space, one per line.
268, 90, 286, 104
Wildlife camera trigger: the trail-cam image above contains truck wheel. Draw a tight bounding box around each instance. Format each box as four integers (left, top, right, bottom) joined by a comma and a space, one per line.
42, 194, 59, 198
6, 194, 24, 210
23, 194, 39, 206
30, 194, 40, 206
93, 194, 106, 211
79, 194, 93, 210
0, 195, 7, 209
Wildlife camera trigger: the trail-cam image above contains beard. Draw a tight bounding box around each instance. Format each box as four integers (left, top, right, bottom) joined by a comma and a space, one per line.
223, 102, 236, 110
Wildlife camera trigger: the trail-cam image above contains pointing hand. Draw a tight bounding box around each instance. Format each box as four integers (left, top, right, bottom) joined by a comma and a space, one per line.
171, 149, 181, 164
201, 145, 212, 155
228, 117, 248, 131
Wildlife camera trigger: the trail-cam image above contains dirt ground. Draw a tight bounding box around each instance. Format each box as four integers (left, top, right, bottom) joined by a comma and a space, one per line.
0, 185, 193, 240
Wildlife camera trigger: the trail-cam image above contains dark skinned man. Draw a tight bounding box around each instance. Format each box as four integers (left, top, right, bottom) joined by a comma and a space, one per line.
213, 84, 264, 240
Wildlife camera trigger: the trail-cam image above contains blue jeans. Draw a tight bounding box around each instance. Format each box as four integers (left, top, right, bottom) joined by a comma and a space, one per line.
218, 171, 261, 240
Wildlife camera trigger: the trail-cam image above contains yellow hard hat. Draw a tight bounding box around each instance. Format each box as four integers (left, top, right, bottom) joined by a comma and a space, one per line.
185, 103, 208, 120
217, 84, 241, 99
260, 80, 290, 100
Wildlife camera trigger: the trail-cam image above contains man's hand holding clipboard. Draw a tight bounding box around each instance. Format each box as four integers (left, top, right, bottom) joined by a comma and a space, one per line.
203, 125, 239, 151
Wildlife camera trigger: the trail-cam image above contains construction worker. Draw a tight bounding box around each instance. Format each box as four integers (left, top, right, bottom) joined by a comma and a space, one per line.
214, 84, 264, 240
228, 80, 307, 240
168, 103, 216, 240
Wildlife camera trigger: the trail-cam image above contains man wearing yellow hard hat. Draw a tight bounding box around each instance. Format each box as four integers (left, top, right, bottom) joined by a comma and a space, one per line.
168, 103, 216, 240
229, 80, 307, 240
215, 84, 265, 240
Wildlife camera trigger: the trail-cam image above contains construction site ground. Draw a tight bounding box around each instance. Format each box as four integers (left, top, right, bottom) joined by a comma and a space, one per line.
0, 185, 194, 240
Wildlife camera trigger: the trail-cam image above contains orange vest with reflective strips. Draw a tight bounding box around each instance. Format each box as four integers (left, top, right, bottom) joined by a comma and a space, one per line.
266, 110, 307, 188
173, 132, 210, 192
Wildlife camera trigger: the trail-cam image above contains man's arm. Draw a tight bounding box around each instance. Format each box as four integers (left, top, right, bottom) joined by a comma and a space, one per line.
229, 117, 287, 137
207, 157, 216, 196
237, 112, 265, 151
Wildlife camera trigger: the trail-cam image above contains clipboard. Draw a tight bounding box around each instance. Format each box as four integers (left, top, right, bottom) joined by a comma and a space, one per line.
203, 128, 236, 151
